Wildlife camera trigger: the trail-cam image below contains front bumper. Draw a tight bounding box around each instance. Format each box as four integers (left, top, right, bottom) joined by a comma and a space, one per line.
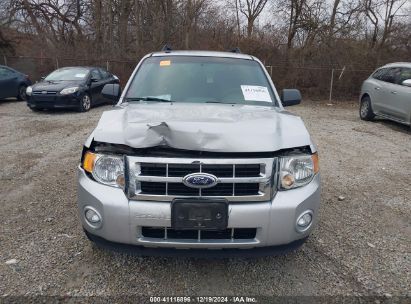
78, 167, 321, 250
84, 229, 309, 257
27, 94, 81, 109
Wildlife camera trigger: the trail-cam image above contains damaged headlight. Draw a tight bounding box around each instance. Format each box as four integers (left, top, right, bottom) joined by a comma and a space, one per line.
82, 151, 125, 188
278, 153, 319, 190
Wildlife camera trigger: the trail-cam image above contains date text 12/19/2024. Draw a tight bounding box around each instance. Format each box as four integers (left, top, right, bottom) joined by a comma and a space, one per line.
149, 296, 257, 303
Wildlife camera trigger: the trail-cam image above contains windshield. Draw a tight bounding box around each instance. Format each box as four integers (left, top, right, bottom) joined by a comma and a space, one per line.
125, 56, 277, 106
45, 67, 89, 81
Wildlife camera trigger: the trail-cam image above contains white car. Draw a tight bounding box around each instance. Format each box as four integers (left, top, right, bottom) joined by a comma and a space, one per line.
359, 62, 411, 126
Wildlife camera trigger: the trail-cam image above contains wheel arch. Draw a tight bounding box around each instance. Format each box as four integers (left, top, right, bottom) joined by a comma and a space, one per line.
16, 82, 28, 99
360, 93, 370, 101
81, 89, 92, 102
17, 82, 28, 90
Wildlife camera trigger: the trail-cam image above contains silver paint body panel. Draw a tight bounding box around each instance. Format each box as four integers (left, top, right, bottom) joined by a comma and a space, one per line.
92, 103, 315, 153
78, 167, 321, 248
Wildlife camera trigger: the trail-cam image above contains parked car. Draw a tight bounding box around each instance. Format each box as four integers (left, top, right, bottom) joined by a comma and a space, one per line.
77, 50, 321, 257
0, 65, 32, 100
26, 66, 120, 112
359, 62, 411, 126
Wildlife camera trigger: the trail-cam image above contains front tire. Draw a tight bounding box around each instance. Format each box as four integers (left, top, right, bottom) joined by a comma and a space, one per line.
17, 85, 27, 101
78, 93, 91, 112
360, 96, 375, 121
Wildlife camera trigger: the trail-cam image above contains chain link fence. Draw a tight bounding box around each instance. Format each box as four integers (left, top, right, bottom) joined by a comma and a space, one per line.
1, 56, 374, 101
266, 64, 373, 101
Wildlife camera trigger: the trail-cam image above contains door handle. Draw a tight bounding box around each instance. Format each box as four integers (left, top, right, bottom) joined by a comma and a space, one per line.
391, 91, 397, 94
374, 87, 380, 90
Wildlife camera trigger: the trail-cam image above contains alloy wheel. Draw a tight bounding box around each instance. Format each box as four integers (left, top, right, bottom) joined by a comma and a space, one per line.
82, 95, 91, 111
360, 100, 369, 118
19, 86, 27, 101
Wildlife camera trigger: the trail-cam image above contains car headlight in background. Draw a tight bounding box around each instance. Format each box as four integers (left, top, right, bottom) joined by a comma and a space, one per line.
279, 153, 319, 190
60, 86, 79, 95
82, 151, 125, 188
26, 86, 32, 96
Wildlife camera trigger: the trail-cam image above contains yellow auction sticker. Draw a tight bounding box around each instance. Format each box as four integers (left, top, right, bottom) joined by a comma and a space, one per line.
160, 60, 171, 66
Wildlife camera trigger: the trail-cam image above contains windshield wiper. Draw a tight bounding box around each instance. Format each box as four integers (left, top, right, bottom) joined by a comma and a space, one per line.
126, 97, 174, 103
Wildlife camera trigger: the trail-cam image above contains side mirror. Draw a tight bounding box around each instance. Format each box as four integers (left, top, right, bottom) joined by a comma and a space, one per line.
102, 83, 120, 101
90, 77, 99, 83
281, 89, 301, 107
402, 79, 411, 87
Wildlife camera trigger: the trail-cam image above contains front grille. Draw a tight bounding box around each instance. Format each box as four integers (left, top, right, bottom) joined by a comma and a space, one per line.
168, 182, 199, 196
32, 91, 58, 102
140, 181, 166, 194
139, 163, 261, 178
140, 182, 259, 196
32, 91, 58, 95
234, 164, 261, 177
127, 156, 276, 202
140, 163, 166, 176
141, 163, 260, 177
141, 227, 257, 240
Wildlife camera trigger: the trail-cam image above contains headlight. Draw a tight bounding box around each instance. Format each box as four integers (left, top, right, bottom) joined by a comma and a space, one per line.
278, 153, 319, 190
26, 86, 32, 96
60, 86, 79, 95
82, 151, 125, 188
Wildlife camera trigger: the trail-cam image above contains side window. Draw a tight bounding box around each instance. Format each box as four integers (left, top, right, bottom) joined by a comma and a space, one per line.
372, 68, 387, 81
90, 69, 102, 80
398, 68, 411, 85
99, 68, 111, 79
0, 67, 13, 78
0, 67, 7, 78
380, 67, 401, 84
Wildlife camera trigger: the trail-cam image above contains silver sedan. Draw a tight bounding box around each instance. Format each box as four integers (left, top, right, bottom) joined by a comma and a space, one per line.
359, 62, 411, 126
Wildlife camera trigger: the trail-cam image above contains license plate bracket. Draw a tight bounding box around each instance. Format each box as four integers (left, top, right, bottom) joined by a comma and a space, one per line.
171, 199, 228, 230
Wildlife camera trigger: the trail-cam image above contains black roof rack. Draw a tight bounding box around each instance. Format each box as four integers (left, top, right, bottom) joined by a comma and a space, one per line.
161, 44, 172, 52
228, 47, 242, 54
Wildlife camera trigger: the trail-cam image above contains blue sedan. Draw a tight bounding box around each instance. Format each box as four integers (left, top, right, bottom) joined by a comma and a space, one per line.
0, 65, 32, 100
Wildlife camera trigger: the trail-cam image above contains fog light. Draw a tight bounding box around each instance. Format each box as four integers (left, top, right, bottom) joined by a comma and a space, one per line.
84, 207, 102, 228
296, 210, 313, 232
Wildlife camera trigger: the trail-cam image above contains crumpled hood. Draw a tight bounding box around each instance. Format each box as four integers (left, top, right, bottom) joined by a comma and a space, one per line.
92, 103, 313, 152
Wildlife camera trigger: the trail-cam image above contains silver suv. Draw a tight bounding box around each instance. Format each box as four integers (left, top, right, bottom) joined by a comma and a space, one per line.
359, 62, 411, 126
77, 50, 321, 256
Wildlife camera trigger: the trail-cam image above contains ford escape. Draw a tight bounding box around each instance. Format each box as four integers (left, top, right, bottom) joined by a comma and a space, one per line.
77, 50, 321, 256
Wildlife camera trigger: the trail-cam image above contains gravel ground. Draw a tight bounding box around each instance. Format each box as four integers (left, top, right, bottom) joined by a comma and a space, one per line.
0, 99, 410, 298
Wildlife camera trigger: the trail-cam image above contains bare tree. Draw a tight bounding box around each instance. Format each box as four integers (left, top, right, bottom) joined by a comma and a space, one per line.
238, 0, 268, 38
364, 0, 408, 55
160, 0, 174, 43
1, 0, 410, 99
285, 0, 306, 50
379, 0, 408, 49
235, 0, 241, 41
181, 0, 207, 49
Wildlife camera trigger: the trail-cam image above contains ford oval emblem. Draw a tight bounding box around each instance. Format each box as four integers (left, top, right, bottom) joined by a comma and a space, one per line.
183, 173, 218, 189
